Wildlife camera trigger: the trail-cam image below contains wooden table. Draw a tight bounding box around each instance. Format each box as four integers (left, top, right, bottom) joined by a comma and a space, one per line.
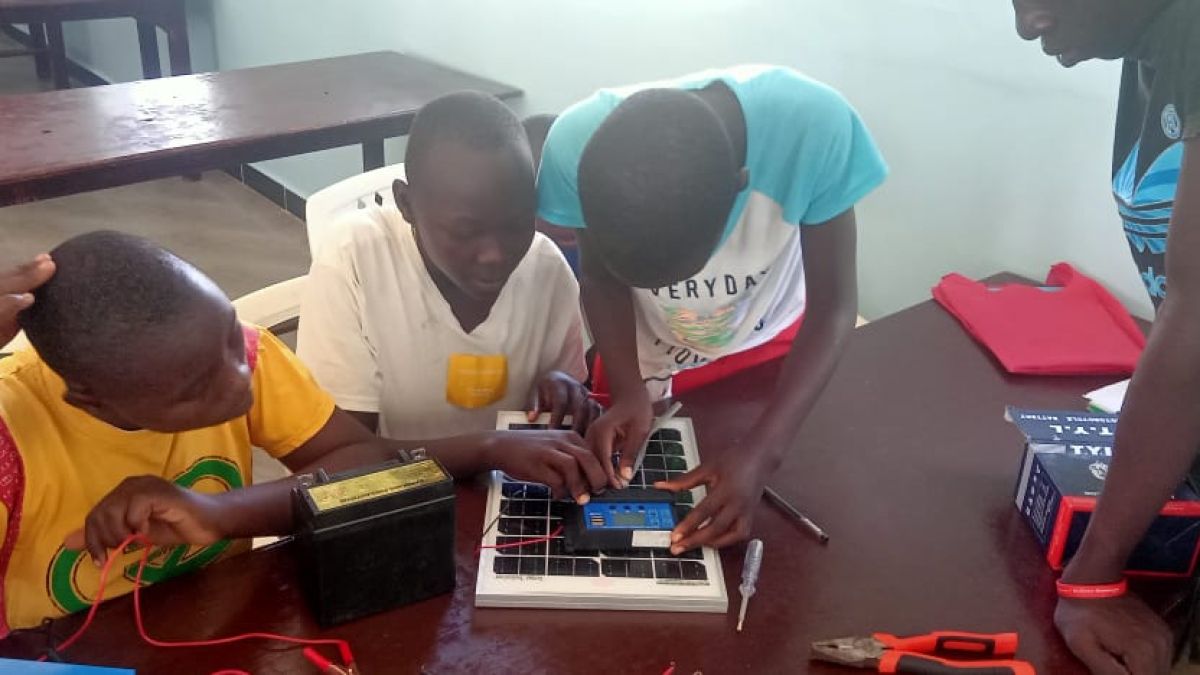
0, 51, 522, 205
0, 276, 1187, 673
0, 0, 190, 89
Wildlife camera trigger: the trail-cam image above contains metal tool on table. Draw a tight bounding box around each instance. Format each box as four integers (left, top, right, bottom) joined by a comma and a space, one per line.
762, 485, 830, 544
736, 538, 764, 632
811, 631, 1034, 674
627, 401, 684, 484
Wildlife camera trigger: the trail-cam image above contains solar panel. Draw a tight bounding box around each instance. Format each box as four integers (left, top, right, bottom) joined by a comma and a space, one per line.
474, 412, 728, 613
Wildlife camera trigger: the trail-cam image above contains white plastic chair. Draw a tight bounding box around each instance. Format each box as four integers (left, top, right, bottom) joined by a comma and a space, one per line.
305, 164, 407, 258
234, 274, 302, 549
232, 164, 410, 336
238, 165, 408, 544
231, 277, 305, 337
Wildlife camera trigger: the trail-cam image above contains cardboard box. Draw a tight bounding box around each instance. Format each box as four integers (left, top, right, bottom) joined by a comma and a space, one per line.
1008, 408, 1200, 577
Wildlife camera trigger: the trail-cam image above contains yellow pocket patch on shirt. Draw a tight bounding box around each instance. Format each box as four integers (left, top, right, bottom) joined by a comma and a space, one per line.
446, 353, 508, 409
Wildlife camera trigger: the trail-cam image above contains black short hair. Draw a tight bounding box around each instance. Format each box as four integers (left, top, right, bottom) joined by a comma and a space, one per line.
578, 89, 740, 287
404, 91, 529, 186
19, 230, 203, 383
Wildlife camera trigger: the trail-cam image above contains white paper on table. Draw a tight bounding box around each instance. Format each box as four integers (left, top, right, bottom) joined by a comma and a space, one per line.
1086, 379, 1129, 413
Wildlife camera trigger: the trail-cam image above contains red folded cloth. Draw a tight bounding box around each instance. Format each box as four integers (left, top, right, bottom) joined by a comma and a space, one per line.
932, 263, 1146, 375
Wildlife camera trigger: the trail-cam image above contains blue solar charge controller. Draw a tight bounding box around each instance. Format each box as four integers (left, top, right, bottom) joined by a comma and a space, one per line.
563, 488, 678, 551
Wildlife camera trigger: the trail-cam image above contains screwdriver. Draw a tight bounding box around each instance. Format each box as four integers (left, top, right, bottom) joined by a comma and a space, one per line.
736, 538, 764, 632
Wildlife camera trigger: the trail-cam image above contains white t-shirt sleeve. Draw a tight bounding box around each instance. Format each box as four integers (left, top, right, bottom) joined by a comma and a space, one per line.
553, 305, 588, 383
296, 252, 382, 414
533, 239, 588, 386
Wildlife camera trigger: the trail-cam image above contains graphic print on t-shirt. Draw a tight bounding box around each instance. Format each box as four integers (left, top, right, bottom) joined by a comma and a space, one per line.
46, 456, 242, 614
1113, 131, 1181, 305
1113, 62, 1185, 307
653, 269, 771, 350
664, 304, 742, 350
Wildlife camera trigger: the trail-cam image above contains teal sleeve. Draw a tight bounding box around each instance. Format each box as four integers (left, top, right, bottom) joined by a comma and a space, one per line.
800, 99, 889, 224
743, 69, 888, 226
793, 88, 888, 225
536, 94, 617, 229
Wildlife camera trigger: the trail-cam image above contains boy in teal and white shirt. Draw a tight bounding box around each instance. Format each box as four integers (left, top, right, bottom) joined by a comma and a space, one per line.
537, 65, 887, 554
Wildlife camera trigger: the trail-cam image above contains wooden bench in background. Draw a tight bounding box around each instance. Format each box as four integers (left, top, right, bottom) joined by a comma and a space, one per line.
0, 51, 521, 206
0, 0, 190, 89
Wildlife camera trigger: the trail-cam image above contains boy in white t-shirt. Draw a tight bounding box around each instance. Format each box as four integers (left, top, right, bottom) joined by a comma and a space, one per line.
537, 66, 888, 552
298, 92, 605, 499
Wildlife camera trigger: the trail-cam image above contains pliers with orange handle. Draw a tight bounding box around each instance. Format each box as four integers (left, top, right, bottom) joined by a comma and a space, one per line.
811, 631, 1035, 674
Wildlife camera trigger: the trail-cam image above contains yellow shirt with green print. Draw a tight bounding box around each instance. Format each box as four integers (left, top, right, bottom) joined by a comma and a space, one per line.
0, 326, 333, 634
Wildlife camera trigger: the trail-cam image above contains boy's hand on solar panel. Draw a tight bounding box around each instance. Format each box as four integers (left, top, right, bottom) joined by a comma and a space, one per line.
64, 476, 226, 566
585, 389, 653, 489
0, 254, 55, 344
484, 430, 608, 504
528, 370, 603, 435
1055, 595, 1172, 675
655, 457, 765, 554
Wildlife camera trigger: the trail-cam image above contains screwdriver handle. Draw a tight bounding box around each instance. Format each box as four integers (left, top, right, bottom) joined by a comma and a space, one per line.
739, 539, 764, 592
875, 632, 1019, 659
880, 652, 1035, 675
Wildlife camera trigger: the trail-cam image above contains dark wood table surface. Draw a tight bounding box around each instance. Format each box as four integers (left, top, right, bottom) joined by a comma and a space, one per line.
0, 275, 1186, 674
0, 50, 521, 205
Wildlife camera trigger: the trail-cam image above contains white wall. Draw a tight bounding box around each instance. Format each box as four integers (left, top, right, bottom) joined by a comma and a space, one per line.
55, 5, 216, 84
48, 0, 1153, 319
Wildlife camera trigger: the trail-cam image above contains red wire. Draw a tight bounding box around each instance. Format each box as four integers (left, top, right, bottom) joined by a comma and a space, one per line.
476, 524, 564, 553
37, 535, 127, 658
46, 524, 563, 671
39, 534, 355, 674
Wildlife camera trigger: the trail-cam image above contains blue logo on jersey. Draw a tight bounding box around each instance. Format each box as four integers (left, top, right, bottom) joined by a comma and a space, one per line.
1113, 140, 1182, 301
1141, 266, 1167, 300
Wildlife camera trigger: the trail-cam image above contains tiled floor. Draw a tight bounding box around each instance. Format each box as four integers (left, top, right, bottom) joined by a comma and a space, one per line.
0, 33, 310, 301
0, 37, 54, 95
0, 170, 310, 302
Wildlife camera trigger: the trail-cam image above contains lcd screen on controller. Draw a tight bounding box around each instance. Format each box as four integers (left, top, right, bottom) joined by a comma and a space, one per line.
611, 512, 647, 527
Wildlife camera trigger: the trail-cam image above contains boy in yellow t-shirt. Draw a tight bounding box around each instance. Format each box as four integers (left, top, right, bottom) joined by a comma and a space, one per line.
0, 230, 603, 635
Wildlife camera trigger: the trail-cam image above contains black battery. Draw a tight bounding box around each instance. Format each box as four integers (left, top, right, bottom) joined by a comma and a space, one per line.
292, 454, 456, 626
